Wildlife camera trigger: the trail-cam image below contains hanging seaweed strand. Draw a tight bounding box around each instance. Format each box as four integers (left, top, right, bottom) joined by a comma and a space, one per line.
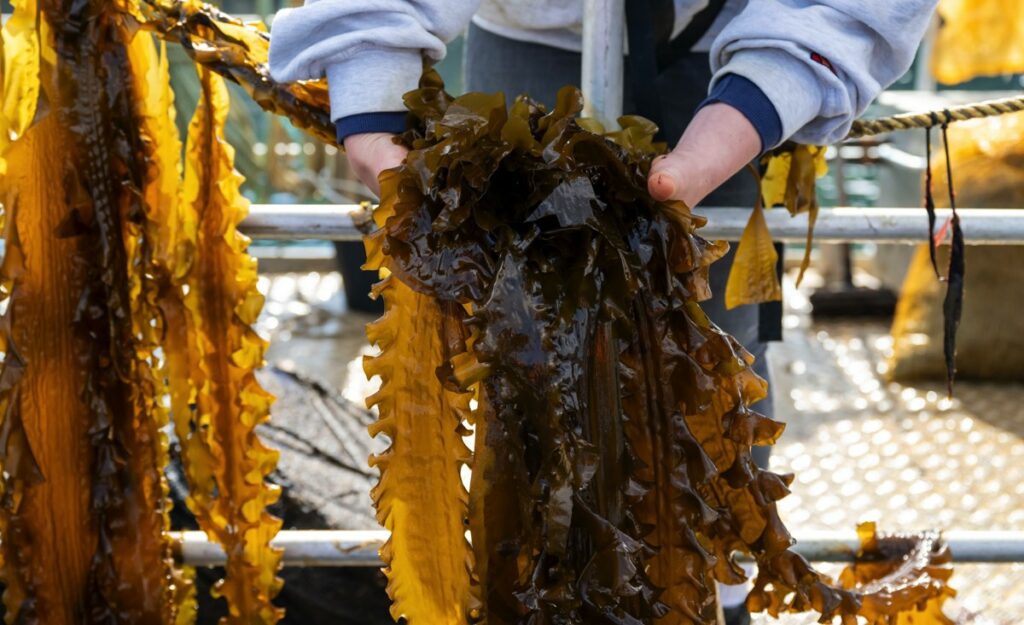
0, 1, 284, 622
940, 122, 965, 396
179, 64, 284, 625
924, 123, 942, 278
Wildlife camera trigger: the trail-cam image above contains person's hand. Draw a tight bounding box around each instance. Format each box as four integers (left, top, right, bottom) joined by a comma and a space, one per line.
647, 103, 762, 207
343, 132, 409, 197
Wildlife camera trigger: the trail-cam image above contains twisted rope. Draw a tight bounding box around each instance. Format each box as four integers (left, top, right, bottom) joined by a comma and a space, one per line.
846, 94, 1024, 139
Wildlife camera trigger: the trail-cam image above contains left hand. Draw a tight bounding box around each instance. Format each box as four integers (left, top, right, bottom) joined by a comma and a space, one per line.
647, 102, 762, 207
343, 132, 410, 198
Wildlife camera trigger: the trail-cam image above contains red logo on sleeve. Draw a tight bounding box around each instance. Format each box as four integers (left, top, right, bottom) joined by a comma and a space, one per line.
810, 52, 837, 75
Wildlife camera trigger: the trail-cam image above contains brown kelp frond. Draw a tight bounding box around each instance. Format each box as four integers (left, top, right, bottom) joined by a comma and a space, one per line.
619, 313, 719, 624
363, 190, 478, 623
139, 0, 334, 144
369, 69, 955, 625
842, 522, 956, 625
181, 65, 282, 625
750, 522, 956, 625
45, 1, 178, 616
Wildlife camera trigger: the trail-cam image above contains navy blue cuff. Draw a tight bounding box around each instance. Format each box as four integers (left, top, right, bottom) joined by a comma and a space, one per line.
335, 112, 408, 144
696, 74, 782, 153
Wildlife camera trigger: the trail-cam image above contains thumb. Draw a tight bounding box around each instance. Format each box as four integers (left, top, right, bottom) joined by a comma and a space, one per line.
648, 154, 687, 203
647, 103, 762, 207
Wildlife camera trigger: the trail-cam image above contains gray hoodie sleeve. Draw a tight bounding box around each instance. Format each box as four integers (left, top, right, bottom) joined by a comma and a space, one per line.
268, 0, 480, 121
710, 0, 938, 146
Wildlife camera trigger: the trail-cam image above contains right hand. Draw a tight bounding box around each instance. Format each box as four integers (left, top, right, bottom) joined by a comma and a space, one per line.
343, 132, 410, 197
647, 102, 761, 208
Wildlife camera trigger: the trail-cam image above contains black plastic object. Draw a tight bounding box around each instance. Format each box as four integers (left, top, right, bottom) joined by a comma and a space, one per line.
335, 241, 385, 314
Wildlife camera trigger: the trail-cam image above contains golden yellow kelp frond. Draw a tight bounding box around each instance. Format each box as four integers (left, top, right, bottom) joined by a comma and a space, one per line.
0, 2, 188, 622
932, 0, 1024, 85
363, 276, 479, 625
757, 143, 828, 288
0, 0, 42, 172
0, 109, 68, 625
725, 201, 782, 309
126, 28, 196, 621
44, 3, 182, 617
181, 65, 283, 625
760, 144, 827, 214
362, 177, 479, 624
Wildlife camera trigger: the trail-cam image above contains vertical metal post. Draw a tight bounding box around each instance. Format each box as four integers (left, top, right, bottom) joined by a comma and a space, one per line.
913, 14, 939, 92
581, 0, 626, 129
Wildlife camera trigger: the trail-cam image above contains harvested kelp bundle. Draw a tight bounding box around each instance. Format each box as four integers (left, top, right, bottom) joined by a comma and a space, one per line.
364, 70, 955, 625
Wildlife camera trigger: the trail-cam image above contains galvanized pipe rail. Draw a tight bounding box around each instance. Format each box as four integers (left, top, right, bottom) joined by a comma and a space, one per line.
173, 529, 1024, 567
241, 205, 1024, 245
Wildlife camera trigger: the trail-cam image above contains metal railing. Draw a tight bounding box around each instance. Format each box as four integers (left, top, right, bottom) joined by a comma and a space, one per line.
241, 204, 1024, 245
226, 201, 1024, 570
173, 529, 1024, 566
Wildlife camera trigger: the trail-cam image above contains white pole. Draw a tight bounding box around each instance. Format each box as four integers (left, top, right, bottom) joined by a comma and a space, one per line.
913, 14, 939, 93
581, 0, 626, 128
240, 205, 1024, 245
174, 529, 1024, 567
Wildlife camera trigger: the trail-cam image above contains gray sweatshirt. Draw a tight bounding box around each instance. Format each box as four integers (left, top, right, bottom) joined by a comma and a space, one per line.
268, 0, 938, 147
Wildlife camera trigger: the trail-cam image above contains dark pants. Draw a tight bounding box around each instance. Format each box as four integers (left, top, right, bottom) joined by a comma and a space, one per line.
465, 24, 773, 467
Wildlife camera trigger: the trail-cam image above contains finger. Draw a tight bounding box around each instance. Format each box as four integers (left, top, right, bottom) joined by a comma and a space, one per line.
648, 103, 761, 207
